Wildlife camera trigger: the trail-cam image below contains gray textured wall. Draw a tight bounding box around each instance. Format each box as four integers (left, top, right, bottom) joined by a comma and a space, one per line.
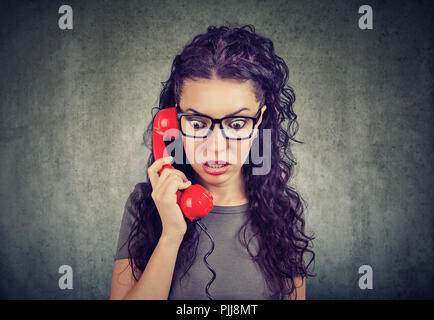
0, 0, 433, 299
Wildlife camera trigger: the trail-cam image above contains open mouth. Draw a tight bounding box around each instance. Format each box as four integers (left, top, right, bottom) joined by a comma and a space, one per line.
202, 161, 231, 175
203, 160, 230, 168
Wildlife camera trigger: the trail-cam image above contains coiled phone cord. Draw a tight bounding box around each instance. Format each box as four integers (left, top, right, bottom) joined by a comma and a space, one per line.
194, 219, 216, 300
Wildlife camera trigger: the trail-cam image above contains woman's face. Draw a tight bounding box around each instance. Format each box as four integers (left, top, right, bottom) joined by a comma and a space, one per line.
178, 77, 266, 186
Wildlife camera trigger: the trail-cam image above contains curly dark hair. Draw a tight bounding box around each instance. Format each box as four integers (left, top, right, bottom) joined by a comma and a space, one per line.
125, 23, 315, 299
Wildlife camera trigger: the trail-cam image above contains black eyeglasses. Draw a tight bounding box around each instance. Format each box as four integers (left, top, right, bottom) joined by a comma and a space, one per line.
176, 103, 264, 140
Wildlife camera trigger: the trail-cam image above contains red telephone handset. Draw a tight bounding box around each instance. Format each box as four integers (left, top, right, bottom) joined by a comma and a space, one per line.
152, 107, 214, 222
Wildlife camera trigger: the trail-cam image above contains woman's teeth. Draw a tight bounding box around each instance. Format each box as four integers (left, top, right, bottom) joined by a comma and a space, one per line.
206, 163, 227, 168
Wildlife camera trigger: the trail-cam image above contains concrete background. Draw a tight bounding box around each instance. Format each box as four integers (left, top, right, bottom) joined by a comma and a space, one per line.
0, 0, 433, 299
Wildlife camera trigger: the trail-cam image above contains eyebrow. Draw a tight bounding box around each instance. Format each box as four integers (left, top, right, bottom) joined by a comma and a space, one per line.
184, 107, 250, 117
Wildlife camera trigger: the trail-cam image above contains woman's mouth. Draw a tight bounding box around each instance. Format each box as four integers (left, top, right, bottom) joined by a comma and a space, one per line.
202, 161, 231, 175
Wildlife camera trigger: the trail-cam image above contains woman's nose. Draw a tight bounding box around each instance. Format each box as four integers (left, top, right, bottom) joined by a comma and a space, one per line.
205, 124, 227, 153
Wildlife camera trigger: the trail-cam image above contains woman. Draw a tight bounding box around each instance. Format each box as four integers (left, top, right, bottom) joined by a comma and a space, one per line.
110, 24, 315, 300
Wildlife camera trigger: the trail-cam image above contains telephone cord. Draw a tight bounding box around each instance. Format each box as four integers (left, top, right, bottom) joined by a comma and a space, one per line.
194, 219, 216, 300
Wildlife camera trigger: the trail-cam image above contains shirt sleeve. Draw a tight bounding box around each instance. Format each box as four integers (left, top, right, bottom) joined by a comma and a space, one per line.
114, 188, 138, 260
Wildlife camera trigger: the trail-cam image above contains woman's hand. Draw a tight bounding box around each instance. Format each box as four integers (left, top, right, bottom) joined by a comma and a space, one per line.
147, 156, 192, 238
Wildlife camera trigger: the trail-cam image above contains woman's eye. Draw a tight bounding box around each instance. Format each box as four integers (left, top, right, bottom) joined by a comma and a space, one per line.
229, 120, 246, 130
188, 120, 206, 129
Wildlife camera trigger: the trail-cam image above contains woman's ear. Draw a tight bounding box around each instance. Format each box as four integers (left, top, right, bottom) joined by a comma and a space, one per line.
256, 105, 267, 127
252, 105, 267, 140
253, 130, 259, 140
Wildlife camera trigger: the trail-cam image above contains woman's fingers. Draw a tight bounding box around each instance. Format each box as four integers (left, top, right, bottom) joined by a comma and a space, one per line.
148, 157, 191, 200
155, 167, 189, 196
159, 167, 188, 183
159, 174, 192, 198
148, 156, 173, 187
152, 173, 192, 208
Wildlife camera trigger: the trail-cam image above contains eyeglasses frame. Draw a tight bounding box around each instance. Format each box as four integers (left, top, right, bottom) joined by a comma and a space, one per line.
175, 103, 264, 140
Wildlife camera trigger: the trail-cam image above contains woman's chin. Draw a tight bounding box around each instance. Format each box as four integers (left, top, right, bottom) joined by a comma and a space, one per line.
194, 164, 242, 185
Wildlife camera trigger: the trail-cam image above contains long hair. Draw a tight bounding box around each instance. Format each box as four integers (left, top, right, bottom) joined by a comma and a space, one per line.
126, 23, 315, 299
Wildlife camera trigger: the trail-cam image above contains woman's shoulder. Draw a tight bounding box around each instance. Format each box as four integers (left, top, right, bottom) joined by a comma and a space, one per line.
123, 182, 153, 218
130, 181, 152, 201
131, 181, 152, 196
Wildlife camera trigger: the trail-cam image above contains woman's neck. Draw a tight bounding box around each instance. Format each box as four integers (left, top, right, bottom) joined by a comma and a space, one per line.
195, 171, 248, 206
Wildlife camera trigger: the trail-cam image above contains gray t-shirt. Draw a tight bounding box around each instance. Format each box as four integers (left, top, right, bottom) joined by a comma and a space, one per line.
115, 195, 273, 300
